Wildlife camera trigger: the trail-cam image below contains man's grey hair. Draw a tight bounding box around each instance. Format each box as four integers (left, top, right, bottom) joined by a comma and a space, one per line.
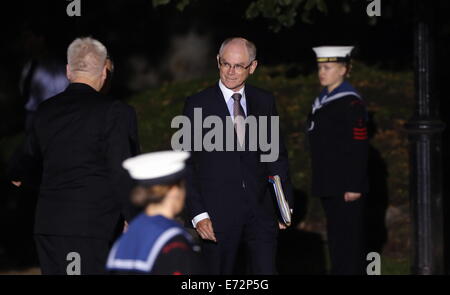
218, 37, 257, 62
67, 37, 108, 77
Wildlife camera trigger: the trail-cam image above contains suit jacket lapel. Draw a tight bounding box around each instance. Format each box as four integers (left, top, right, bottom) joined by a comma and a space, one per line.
244, 85, 255, 117
213, 83, 232, 121
243, 85, 259, 153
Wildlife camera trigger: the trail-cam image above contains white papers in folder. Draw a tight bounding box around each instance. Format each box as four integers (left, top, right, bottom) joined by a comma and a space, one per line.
268, 175, 291, 226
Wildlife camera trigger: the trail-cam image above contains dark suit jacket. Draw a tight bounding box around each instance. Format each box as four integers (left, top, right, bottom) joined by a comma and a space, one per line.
22, 83, 139, 240
182, 83, 293, 233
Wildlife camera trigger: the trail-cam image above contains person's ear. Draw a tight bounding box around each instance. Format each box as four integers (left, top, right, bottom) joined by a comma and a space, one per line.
66, 64, 72, 80
106, 58, 114, 73
216, 54, 221, 69
339, 64, 347, 77
249, 60, 258, 75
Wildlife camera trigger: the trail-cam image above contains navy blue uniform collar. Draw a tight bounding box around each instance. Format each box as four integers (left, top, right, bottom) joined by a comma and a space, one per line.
319, 81, 359, 101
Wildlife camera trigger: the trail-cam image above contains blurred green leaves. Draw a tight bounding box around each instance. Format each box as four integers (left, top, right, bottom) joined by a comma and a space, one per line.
152, 0, 193, 11
246, 0, 309, 31
150, 0, 384, 31
152, 0, 329, 31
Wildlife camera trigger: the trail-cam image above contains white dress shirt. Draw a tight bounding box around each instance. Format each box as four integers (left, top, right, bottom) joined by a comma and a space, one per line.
219, 79, 247, 119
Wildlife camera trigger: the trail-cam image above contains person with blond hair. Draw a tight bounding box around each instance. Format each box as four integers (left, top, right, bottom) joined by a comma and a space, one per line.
307, 46, 369, 275
14, 37, 139, 274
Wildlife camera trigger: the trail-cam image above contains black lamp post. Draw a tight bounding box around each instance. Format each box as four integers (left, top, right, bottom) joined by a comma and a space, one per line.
404, 0, 445, 275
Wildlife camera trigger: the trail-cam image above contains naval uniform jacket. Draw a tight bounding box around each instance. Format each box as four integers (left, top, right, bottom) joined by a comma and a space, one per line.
106, 214, 202, 275
307, 81, 369, 198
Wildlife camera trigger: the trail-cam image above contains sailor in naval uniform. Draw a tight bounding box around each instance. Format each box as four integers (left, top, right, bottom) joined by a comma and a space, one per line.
307, 46, 369, 275
106, 151, 203, 275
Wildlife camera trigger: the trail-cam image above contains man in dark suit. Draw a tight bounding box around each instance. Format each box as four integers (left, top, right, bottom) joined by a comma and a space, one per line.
182, 37, 294, 274
11, 37, 139, 274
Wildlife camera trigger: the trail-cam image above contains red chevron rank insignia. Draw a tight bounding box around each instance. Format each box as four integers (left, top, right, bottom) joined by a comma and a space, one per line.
353, 127, 368, 140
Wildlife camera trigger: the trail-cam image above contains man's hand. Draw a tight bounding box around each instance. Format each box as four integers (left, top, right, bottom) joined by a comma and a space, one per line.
344, 192, 361, 202
196, 218, 217, 242
278, 222, 287, 230
11, 181, 22, 187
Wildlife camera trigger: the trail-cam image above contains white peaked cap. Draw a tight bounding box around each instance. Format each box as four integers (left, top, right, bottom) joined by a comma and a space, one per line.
122, 150, 190, 184
312, 46, 354, 62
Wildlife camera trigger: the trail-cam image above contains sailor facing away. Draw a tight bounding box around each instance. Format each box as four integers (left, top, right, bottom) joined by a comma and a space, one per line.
307, 46, 369, 275
106, 151, 204, 275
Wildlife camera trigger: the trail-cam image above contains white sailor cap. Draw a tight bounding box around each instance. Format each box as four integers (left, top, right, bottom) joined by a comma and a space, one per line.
312, 46, 354, 63
122, 150, 190, 186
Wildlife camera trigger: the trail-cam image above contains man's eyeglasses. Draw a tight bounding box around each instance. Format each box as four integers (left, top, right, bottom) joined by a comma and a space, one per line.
218, 58, 255, 73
